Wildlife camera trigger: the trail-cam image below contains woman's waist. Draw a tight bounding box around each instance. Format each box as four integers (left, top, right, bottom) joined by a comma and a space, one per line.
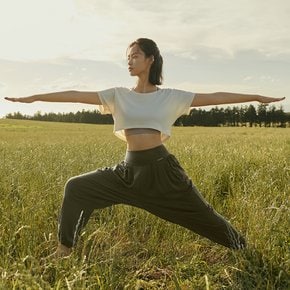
125, 131, 162, 151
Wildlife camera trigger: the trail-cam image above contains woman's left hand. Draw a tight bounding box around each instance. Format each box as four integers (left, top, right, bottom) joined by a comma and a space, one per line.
258, 96, 285, 104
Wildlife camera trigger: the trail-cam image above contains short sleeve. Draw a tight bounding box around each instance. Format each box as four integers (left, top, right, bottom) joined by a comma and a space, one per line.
97, 88, 115, 114
171, 89, 195, 117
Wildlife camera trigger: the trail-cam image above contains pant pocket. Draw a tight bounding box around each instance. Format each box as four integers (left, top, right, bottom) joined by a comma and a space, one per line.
166, 154, 188, 182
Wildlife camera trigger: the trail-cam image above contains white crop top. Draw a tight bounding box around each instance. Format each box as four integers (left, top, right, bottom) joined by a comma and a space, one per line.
97, 87, 195, 142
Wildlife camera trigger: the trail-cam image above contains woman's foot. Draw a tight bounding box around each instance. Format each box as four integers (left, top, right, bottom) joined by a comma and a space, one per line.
42, 243, 72, 261
53, 243, 72, 258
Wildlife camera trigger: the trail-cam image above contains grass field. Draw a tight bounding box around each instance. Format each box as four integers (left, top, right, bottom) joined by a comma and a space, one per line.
0, 119, 289, 289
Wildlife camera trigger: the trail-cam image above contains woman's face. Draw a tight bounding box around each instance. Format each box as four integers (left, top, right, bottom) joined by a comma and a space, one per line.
127, 44, 153, 77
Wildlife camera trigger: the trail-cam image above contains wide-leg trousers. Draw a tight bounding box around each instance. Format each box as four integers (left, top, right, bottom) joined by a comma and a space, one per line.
58, 145, 246, 249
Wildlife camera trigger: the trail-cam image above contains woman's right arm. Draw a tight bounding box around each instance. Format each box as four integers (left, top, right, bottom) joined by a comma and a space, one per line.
5, 90, 101, 105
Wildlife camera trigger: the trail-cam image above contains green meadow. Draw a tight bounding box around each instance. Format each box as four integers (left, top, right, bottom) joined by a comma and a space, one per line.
0, 119, 289, 289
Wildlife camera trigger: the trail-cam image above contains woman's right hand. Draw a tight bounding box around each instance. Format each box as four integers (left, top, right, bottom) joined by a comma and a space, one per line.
5, 96, 35, 103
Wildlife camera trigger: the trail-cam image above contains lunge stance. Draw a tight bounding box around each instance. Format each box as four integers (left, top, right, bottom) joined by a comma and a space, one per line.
5, 38, 284, 257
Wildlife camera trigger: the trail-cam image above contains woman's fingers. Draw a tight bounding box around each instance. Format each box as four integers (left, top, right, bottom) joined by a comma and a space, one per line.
260, 96, 285, 103
4, 97, 33, 103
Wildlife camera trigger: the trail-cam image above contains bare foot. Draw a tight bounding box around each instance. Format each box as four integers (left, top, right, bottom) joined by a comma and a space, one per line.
53, 243, 72, 258
42, 243, 72, 262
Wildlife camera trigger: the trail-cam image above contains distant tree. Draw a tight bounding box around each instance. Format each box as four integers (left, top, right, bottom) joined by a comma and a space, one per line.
274, 106, 287, 127
245, 105, 257, 127
5, 111, 25, 119
257, 104, 267, 127
239, 106, 247, 127
285, 112, 290, 127
5, 106, 288, 127
209, 107, 224, 126
224, 107, 232, 126
267, 106, 277, 127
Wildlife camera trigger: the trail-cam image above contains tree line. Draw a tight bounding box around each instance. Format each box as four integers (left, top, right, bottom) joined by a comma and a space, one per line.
5, 104, 289, 127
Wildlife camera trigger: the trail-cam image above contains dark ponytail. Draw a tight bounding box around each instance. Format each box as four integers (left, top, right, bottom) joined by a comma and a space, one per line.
128, 38, 163, 85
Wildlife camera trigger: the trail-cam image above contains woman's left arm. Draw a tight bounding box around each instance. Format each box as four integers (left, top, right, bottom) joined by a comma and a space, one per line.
191, 92, 285, 107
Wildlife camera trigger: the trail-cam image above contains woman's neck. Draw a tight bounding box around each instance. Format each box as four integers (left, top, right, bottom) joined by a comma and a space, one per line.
133, 78, 157, 93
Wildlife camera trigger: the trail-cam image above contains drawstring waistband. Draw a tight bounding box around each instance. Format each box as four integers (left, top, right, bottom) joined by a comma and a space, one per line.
125, 145, 170, 165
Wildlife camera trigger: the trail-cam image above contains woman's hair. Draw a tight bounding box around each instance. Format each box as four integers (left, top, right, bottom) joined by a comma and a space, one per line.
128, 38, 163, 85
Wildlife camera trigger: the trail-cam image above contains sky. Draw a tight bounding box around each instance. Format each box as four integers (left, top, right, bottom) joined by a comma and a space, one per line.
0, 0, 289, 117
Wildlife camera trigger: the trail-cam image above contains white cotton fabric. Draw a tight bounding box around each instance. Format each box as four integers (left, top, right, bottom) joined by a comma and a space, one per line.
97, 87, 195, 142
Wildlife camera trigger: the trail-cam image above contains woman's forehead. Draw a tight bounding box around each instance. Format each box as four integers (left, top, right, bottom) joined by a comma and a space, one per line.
127, 44, 144, 56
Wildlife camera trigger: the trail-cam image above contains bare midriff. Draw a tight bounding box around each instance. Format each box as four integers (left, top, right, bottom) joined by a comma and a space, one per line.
125, 128, 163, 151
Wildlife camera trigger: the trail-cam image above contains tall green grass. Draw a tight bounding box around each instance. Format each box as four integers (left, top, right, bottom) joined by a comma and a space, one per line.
0, 119, 289, 289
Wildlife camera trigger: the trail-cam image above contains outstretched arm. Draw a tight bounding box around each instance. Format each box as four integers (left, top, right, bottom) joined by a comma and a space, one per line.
5, 91, 102, 105
191, 92, 285, 107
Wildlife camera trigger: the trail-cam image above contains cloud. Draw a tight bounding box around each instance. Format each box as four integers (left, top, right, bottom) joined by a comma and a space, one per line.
1, 0, 290, 62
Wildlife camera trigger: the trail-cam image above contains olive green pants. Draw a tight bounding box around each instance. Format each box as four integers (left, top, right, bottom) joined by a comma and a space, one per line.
58, 145, 246, 249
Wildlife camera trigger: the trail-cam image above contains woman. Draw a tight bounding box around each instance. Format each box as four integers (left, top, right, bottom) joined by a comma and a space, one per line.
5, 38, 284, 257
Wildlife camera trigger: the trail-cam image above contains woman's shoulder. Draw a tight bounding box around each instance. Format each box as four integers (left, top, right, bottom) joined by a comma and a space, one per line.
111, 87, 131, 96
115, 87, 131, 92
